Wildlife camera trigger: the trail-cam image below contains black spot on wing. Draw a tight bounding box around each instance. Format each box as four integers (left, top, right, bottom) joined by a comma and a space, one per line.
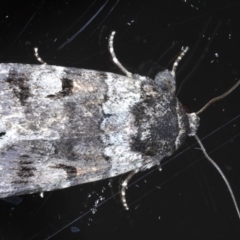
17, 166, 36, 178
52, 164, 77, 180
20, 154, 31, 158
6, 70, 31, 105
97, 72, 108, 80
46, 94, 56, 98
103, 154, 110, 161
104, 94, 109, 101
15, 156, 36, 182
46, 78, 73, 98
60, 78, 73, 96
0, 132, 6, 138
11, 180, 28, 184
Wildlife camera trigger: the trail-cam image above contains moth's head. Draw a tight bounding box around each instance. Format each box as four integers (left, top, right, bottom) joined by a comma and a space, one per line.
154, 70, 176, 93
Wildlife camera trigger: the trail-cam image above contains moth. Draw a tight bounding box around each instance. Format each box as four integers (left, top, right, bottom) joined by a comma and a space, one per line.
0, 31, 239, 217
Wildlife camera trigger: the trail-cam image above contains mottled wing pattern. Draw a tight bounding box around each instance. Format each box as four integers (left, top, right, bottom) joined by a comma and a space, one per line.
0, 64, 119, 196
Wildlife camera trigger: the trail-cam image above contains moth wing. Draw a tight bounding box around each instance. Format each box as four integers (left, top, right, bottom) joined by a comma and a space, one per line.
0, 64, 112, 197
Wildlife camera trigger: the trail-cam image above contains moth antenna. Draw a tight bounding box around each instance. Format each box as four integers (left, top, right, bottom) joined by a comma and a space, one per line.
171, 47, 189, 78
34, 47, 47, 65
121, 169, 139, 210
194, 134, 240, 219
108, 31, 133, 78
196, 79, 240, 115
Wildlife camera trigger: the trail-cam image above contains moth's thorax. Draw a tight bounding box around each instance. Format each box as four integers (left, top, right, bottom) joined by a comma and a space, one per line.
130, 80, 190, 159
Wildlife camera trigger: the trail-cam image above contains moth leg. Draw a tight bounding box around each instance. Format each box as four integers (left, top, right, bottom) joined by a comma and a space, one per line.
171, 47, 189, 77
34, 47, 47, 65
121, 169, 139, 210
108, 31, 133, 78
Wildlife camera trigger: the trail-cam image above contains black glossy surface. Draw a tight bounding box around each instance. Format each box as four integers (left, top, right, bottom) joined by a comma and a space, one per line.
0, 0, 240, 239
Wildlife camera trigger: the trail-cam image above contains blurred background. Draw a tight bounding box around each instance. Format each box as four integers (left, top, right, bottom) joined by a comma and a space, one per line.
0, 0, 240, 239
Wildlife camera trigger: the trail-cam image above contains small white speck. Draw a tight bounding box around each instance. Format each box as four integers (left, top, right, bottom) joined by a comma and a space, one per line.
99, 196, 105, 201
215, 53, 219, 57
127, 20, 135, 25
91, 208, 97, 214
95, 199, 99, 206
222, 108, 225, 112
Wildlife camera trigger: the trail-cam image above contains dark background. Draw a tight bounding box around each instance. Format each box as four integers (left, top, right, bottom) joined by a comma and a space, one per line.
0, 0, 240, 239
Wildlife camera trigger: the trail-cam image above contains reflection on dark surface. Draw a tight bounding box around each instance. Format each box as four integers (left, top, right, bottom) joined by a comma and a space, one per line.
2, 197, 22, 205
